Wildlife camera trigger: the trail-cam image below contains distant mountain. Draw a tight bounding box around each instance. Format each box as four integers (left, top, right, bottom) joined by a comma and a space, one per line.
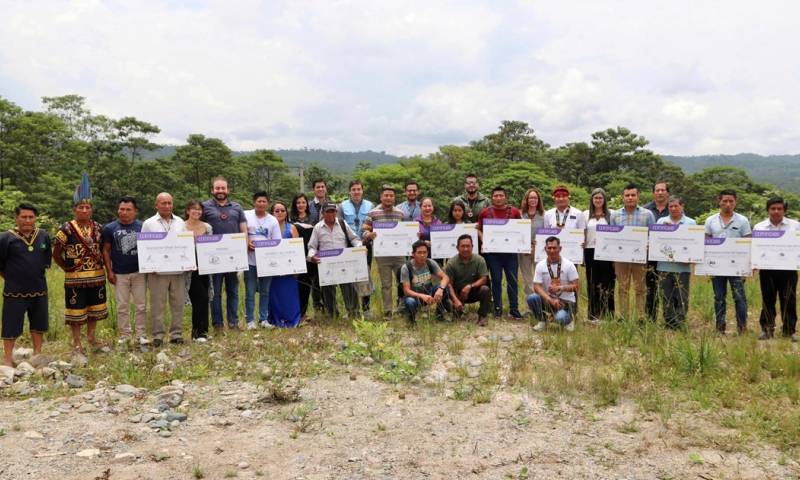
664, 154, 800, 193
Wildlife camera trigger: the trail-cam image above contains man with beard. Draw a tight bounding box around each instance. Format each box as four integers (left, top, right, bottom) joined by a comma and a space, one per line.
398, 181, 421, 221
454, 174, 490, 223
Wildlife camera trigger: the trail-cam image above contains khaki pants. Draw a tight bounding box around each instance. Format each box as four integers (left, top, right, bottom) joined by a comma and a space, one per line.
376, 256, 405, 313
614, 262, 646, 320
518, 253, 536, 296
148, 273, 185, 340
114, 272, 147, 339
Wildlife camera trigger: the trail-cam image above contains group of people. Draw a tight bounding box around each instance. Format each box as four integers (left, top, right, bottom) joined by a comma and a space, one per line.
1, 173, 798, 366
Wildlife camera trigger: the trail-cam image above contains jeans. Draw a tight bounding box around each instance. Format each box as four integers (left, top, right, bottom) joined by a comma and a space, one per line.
403, 286, 450, 322
211, 271, 240, 328
244, 265, 272, 323
711, 276, 747, 333
485, 253, 519, 313
526, 293, 574, 325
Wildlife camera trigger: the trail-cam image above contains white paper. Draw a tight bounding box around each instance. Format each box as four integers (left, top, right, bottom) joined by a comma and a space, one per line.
430, 223, 479, 259
534, 227, 584, 264
647, 224, 705, 263
594, 225, 649, 264
482, 219, 532, 254
136, 231, 197, 273
195, 233, 249, 275
695, 238, 752, 277
372, 221, 418, 257
254, 238, 308, 277
317, 247, 370, 286
751, 230, 800, 270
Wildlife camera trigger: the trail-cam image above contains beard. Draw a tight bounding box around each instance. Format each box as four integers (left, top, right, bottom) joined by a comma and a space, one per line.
214, 192, 228, 202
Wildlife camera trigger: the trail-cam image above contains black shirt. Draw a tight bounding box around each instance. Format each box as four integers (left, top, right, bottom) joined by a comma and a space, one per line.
0, 229, 52, 297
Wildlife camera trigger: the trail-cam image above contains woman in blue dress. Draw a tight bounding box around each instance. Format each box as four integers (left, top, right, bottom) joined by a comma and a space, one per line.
267, 201, 301, 327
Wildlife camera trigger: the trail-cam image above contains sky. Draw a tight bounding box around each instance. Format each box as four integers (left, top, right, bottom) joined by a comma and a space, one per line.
2, 0, 799, 156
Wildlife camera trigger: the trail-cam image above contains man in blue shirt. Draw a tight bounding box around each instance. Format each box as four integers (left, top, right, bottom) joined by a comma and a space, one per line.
397, 181, 421, 221
339, 180, 374, 312
655, 196, 695, 329
644, 181, 671, 322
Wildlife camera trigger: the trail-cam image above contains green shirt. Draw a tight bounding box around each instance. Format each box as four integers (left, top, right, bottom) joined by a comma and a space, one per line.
445, 254, 489, 293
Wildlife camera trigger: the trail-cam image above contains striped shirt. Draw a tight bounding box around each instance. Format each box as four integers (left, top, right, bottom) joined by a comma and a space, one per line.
610, 206, 655, 227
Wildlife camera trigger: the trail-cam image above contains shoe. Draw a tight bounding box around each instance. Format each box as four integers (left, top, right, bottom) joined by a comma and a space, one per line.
758, 331, 773, 341
194, 337, 208, 344
246, 322, 257, 330
476, 316, 488, 327
508, 310, 523, 320
533, 321, 546, 332
152, 339, 163, 348
792, 334, 798, 343
137, 336, 150, 346
170, 338, 184, 345
116, 338, 130, 347
565, 320, 575, 332
260, 321, 275, 329
493, 308, 501, 318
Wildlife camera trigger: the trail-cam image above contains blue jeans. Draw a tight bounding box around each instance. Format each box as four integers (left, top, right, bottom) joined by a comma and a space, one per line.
211, 272, 240, 328
485, 253, 519, 313
403, 286, 450, 321
711, 276, 747, 332
244, 265, 272, 323
527, 293, 574, 325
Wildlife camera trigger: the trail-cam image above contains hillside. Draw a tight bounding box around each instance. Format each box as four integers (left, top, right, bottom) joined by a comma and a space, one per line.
664, 153, 800, 193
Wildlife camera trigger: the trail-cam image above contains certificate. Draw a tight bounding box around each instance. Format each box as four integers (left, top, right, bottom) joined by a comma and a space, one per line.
751, 230, 800, 270
254, 238, 308, 277
317, 247, 370, 286
647, 224, 705, 263
482, 219, 532, 254
136, 232, 197, 273
195, 233, 249, 275
594, 225, 649, 264
695, 238, 752, 277
534, 228, 584, 264
372, 221, 418, 257
430, 223, 478, 259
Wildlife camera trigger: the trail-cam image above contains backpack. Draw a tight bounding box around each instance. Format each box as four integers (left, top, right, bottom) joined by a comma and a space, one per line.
397, 258, 438, 298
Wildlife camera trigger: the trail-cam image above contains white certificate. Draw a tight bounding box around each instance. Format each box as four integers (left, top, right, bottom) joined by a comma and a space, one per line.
195, 233, 249, 275
482, 219, 532, 254
695, 238, 752, 277
594, 225, 649, 264
254, 238, 308, 277
430, 223, 478, 259
317, 247, 370, 286
372, 221, 418, 257
136, 232, 197, 273
647, 224, 705, 263
751, 230, 800, 270
534, 228, 584, 264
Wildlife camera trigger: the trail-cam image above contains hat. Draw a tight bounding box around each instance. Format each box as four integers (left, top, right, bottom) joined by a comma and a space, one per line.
73, 172, 93, 206
322, 202, 338, 212
552, 185, 570, 196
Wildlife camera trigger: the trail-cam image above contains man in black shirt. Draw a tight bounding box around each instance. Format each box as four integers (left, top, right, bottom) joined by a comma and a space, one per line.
0, 203, 51, 366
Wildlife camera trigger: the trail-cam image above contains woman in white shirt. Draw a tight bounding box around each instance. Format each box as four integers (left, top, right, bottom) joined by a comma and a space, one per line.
583, 188, 615, 321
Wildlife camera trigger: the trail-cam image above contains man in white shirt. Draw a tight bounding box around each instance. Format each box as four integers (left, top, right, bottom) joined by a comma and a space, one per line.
753, 197, 798, 342
527, 236, 580, 332
244, 191, 282, 329
141, 192, 186, 347
544, 185, 587, 229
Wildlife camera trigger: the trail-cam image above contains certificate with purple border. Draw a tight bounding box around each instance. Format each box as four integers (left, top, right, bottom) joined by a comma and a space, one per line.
647, 224, 705, 263
195, 233, 249, 275
254, 238, 308, 277
317, 247, 369, 286
136, 231, 196, 273
482, 219, 531, 254
751, 230, 800, 270
534, 227, 584, 264
695, 238, 752, 277
594, 225, 648, 264
430, 223, 478, 259
372, 221, 418, 257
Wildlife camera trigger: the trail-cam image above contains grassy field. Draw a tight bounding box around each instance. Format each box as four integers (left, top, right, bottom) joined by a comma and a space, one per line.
1, 267, 799, 461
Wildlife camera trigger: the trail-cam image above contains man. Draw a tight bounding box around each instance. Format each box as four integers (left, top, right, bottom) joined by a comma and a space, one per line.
397, 181, 421, 221
0, 204, 51, 367
202, 176, 247, 332
52, 174, 108, 357
307, 178, 329, 224
244, 191, 282, 329
655, 196, 695, 329
400, 240, 450, 323
610, 183, 656, 320
362, 185, 406, 317
753, 197, 798, 341
101, 196, 147, 348
477, 186, 523, 319
543, 185, 587, 229
445, 234, 492, 326
142, 192, 186, 346
527, 236, 580, 332
454, 174, 490, 223
308, 203, 362, 317
643, 182, 671, 322
704, 189, 751, 335
339, 180, 374, 312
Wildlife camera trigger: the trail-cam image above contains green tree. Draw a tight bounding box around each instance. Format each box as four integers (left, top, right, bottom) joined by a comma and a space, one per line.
174, 134, 233, 197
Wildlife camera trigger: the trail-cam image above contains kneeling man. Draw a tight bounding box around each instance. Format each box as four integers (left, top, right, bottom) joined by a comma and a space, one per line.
527, 236, 580, 331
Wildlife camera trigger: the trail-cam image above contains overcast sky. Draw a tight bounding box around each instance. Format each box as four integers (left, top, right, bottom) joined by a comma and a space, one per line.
2, 1, 798, 156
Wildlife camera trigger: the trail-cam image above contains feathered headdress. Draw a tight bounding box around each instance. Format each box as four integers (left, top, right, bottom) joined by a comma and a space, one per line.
73, 172, 92, 206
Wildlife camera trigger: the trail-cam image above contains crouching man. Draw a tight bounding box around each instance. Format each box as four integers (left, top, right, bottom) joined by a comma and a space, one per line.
527, 236, 580, 332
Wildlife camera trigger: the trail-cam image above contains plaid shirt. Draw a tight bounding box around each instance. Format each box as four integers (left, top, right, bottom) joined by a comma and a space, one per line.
610, 206, 655, 227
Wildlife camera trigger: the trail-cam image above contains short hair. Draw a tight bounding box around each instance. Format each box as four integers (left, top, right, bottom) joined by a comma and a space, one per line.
118, 196, 138, 209
252, 190, 269, 202
718, 189, 737, 199
183, 199, 203, 220
381, 184, 396, 194
766, 196, 787, 210
211, 175, 228, 186
312, 178, 326, 188
348, 179, 363, 190
456, 234, 473, 246
464, 173, 478, 181
544, 236, 561, 245
15, 203, 38, 216
411, 240, 429, 254
623, 183, 639, 193
653, 181, 670, 193
666, 195, 684, 206
404, 181, 419, 190
491, 186, 506, 195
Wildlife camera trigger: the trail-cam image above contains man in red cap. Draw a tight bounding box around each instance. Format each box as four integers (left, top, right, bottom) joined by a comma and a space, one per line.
544, 185, 586, 230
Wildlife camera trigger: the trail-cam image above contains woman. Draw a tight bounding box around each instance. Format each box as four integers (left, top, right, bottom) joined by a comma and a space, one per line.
290, 193, 317, 322
416, 197, 442, 245
184, 200, 213, 342
268, 201, 301, 327
518, 188, 545, 296
447, 199, 467, 224
583, 187, 615, 321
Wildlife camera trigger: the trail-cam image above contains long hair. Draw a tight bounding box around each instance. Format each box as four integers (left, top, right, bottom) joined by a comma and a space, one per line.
519, 187, 545, 216
184, 199, 203, 221
589, 187, 610, 223
290, 193, 309, 222
447, 199, 467, 224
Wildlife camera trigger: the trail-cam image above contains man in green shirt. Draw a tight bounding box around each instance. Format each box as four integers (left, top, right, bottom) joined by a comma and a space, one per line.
445, 234, 491, 326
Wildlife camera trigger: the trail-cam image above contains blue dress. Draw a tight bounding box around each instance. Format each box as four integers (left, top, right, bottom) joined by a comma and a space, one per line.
267, 223, 301, 327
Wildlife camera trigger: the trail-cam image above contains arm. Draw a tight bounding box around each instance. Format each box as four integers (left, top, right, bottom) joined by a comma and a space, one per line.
534, 281, 561, 309
101, 242, 116, 284
52, 242, 68, 271
307, 227, 320, 262
290, 224, 299, 238
344, 222, 362, 247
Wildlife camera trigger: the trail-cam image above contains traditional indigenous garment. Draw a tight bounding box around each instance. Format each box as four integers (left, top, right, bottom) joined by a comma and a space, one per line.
267, 223, 301, 327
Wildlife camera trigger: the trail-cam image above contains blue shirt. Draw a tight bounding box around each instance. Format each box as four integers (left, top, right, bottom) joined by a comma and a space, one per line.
202, 199, 246, 234
398, 200, 421, 221
704, 212, 751, 238
101, 219, 143, 274
610, 206, 655, 227
655, 215, 696, 273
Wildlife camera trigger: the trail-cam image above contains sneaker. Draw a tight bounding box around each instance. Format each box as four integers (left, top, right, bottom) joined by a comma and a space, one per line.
508, 310, 523, 320
533, 321, 547, 332
152, 338, 163, 348
170, 338, 184, 345
758, 331, 772, 341
194, 337, 208, 344
493, 308, 502, 319
137, 336, 150, 346
792, 334, 798, 343
246, 322, 257, 330
565, 320, 575, 332
260, 321, 275, 329
116, 337, 130, 347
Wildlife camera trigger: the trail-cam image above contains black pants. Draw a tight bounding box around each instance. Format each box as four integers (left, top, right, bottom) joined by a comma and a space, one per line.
188, 271, 210, 339
362, 243, 373, 311
297, 261, 319, 317
584, 248, 615, 320
309, 261, 324, 311
452, 285, 492, 317
645, 261, 659, 321
321, 283, 359, 317
759, 270, 798, 336
660, 271, 690, 329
